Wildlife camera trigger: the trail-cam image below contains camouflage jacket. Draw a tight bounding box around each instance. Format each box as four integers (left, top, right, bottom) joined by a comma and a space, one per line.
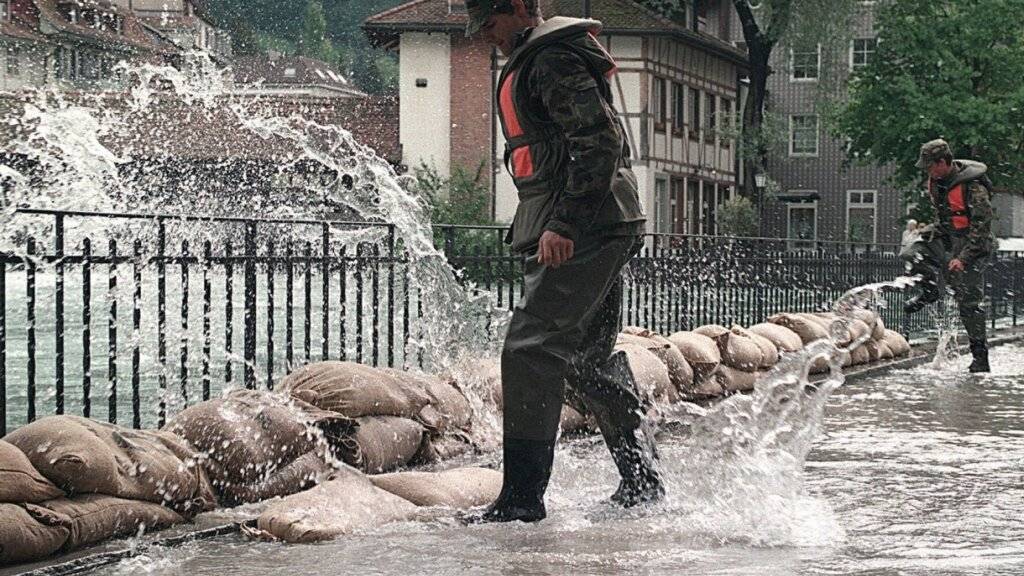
928, 160, 995, 267
498, 17, 644, 252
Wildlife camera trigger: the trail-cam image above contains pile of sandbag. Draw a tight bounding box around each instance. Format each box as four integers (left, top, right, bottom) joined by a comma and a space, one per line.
280, 361, 475, 472
165, 389, 351, 505
248, 464, 501, 543
1, 418, 207, 566
765, 311, 910, 370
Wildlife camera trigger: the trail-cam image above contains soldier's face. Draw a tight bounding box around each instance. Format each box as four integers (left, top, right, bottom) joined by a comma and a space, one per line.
928, 159, 952, 180
479, 13, 523, 56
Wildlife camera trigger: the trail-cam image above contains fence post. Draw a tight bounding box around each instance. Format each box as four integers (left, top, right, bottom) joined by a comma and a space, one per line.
55, 214, 65, 415
244, 221, 258, 390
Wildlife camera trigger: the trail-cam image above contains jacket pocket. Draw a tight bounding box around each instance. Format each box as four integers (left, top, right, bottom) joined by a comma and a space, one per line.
590, 166, 646, 231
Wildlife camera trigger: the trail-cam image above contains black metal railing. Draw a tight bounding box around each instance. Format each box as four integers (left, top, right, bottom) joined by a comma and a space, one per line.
2, 213, 1022, 434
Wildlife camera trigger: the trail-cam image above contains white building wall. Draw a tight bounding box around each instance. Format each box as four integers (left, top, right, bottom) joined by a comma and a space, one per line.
399, 32, 451, 177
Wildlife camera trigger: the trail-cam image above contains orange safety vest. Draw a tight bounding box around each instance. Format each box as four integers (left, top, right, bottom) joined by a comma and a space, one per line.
929, 179, 971, 231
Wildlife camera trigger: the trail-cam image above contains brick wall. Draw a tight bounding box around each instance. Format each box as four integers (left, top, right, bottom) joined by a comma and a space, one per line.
448, 34, 493, 188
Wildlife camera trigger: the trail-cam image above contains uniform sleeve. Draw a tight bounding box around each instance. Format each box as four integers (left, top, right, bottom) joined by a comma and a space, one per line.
958, 181, 994, 267
529, 47, 622, 242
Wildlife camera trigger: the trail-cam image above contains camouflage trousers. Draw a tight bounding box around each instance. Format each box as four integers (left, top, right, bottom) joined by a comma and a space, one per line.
903, 234, 989, 344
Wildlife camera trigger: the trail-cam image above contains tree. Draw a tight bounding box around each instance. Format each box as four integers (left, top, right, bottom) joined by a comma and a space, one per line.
717, 196, 760, 236
297, 0, 338, 64
833, 0, 1024, 220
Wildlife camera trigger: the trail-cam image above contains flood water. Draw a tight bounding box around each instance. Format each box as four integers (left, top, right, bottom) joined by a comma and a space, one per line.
79, 340, 1024, 576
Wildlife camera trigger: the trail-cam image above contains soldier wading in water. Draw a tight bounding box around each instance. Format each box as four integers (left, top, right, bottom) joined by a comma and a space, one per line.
464, 0, 664, 523
904, 139, 995, 373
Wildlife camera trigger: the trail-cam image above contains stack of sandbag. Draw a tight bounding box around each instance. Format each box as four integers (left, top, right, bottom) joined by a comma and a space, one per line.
165, 389, 350, 505
666, 330, 722, 397
692, 325, 764, 393
385, 369, 476, 463
280, 362, 435, 473
368, 466, 501, 508
619, 327, 694, 403
2, 418, 203, 565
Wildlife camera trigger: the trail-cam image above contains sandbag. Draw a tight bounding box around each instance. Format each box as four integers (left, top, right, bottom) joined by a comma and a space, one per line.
849, 344, 871, 366
884, 329, 911, 356
415, 433, 475, 464
281, 361, 432, 419
802, 313, 843, 343
33, 495, 185, 551
0, 440, 64, 504
863, 340, 884, 362
401, 371, 472, 434
733, 326, 778, 368
877, 340, 895, 360
845, 318, 872, 346
748, 323, 803, 354
559, 404, 592, 434
217, 451, 333, 506
255, 466, 416, 543
851, 309, 880, 331
165, 389, 351, 491
617, 343, 675, 404
0, 503, 69, 566
871, 317, 887, 341
618, 332, 694, 394
694, 324, 730, 339
714, 330, 763, 372
368, 467, 502, 508
714, 365, 758, 393
768, 314, 829, 345
338, 416, 425, 473
667, 332, 721, 382
5, 416, 214, 515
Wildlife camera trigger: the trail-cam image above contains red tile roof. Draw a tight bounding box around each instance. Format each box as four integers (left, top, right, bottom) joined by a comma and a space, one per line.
36, 0, 174, 54
364, 0, 747, 65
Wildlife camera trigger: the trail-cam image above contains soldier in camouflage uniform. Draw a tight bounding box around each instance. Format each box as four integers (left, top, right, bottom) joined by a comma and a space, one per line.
465, 0, 662, 523
904, 139, 995, 373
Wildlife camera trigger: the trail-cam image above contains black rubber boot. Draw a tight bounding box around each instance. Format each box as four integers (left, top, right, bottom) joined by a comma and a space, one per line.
904, 285, 940, 315
467, 438, 555, 524
969, 340, 990, 373
607, 422, 665, 508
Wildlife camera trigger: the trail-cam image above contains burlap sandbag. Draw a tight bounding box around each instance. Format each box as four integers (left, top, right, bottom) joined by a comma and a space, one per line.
733, 326, 778, 368
369, 467, 502, 508
338, 416, 425, 473
217, 451, 333, 506
714, 365, 758, 393
849, 344, 871, 366
748, 323, 803, 354
618, 332, 694, 394
255, 466, 416, 543
0, 503, 69, 566
165, 389, 351, 491
32, 495, 185, 551
5, 416, 214, 515
863, 340, 885, 363
884, 329, 911, 356
667, 332, 721, 382
877, 340, 895, 360
802, 313, 844, 344
281, 361, 432, 419
403, 371, 473, 434
768, 314, 829, 345
713, 330, 763, 372
560, 404, 592, 434
0, 440, 64, 504
694, 324, 730, 339
617, 343, 675, 404
415, 433, 475, 464
871, 317, 887, 341
446, 358, 502, 410
851, 309, 880, 331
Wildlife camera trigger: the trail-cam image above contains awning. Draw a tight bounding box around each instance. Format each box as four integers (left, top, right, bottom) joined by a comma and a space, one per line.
775, 190, 821, 202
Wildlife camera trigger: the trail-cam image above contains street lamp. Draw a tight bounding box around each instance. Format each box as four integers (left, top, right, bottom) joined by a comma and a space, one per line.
753, 171, 767, 237
754, 172, 767, 190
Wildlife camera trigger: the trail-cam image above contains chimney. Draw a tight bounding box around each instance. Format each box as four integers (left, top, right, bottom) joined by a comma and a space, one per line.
449, 0, 466, 14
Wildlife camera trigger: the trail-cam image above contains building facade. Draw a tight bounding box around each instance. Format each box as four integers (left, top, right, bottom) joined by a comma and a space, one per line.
365, 0, 747, 234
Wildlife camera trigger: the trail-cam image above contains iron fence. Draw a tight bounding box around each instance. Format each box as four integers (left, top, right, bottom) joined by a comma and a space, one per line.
1, 213, 1022, 434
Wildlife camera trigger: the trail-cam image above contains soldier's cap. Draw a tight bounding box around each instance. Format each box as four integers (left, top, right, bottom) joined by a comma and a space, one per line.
915, 138, 952, 169
465, 0, 504, 37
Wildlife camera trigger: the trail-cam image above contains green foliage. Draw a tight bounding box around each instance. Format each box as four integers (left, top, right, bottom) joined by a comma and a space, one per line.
415, 162, 492, 226
298, 1, 339, 64
717, 196, 760, 237
832, 0, 1024, 207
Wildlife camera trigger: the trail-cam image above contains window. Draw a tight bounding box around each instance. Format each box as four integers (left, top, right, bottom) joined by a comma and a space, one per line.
672, 82, 685, 134
6, 46, 19, 78
687, 179, 700, 234
850, 37, 877, 70
705, 93, 717, 142
847, 190, 877, 245
702, 182, 717, 235
673, 178, 687, 233
789, 114, 819, 156
791, 45, 820, 81
788, 201, 818, 249
721, 99, 733, 146
689, 87, 701, 138
652, 77, 667, 131
654, 177, 670, 233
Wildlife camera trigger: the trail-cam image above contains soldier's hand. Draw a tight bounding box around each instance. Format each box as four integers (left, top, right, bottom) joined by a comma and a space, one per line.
948, 258, 965, 273
538, 231, 574, 268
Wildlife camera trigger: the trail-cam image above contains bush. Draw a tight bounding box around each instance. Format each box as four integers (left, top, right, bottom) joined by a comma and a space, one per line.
717, 196, 759, 237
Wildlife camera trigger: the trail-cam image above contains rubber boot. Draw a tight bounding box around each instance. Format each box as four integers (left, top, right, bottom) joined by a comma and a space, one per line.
969, 339, 990, 373
904, 284, 940, 314
590, 404, 664, 508
468, 438, 555, 524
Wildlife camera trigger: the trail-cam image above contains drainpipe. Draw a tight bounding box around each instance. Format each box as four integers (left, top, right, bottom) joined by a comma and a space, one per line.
490, 46, 498, 221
